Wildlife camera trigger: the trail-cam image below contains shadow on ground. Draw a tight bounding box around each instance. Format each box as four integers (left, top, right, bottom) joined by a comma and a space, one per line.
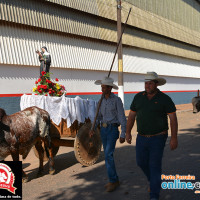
32, 126, 200, 200
23, 148, 106, 182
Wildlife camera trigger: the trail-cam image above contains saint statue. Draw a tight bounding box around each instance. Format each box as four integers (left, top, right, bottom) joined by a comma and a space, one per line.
36, 46, 51, 76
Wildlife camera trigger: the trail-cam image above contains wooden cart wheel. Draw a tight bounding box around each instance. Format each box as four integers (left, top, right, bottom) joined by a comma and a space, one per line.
33, 121, 61, 161
74, 122, 102, 166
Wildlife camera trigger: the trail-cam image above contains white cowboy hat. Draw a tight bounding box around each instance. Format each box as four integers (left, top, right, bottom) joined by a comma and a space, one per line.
94, 77, 118, 90
143, 72, 166, 86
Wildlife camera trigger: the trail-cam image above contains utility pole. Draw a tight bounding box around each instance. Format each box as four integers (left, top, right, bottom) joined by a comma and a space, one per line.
117, 0, 124, 105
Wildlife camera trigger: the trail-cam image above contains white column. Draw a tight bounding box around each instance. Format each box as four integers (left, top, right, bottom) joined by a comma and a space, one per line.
118, 85, 124, 106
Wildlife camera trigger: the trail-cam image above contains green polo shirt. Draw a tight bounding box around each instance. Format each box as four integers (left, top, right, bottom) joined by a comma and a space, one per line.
130, 89, 176, 135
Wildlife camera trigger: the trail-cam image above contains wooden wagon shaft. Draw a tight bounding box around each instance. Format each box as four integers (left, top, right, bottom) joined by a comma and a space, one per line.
91, 94, 104, 131
108, 8, 131, 77
51, 138, 74, 147
91, 8, 132, 131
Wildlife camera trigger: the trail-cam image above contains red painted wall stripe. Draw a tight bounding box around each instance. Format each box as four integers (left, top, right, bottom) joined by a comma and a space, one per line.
0, 90, 198, 97
162, 90, 197, 93
0, 94, 31, 97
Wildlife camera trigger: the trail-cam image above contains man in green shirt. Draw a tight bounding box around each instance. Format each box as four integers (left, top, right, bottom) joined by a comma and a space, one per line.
126, 72, 178, 200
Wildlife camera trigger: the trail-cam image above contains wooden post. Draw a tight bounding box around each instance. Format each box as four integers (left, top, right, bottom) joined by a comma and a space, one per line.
117, 0, 124, 105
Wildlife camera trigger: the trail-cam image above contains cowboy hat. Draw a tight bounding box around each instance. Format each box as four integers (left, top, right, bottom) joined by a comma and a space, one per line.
94, 77, 118, 90
143, 72, 166, 86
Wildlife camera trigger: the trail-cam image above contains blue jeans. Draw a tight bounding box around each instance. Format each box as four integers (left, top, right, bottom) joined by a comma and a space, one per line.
136, 134, 168, 199
100, 125, 119, 183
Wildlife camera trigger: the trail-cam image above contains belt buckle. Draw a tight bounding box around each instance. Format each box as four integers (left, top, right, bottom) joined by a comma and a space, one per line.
102, 123, 107, 128
146, 135, 151, 138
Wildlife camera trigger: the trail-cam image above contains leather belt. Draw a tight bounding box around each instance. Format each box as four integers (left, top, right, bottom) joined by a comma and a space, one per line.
102, 123, 119, 128
138, 131, 167, 138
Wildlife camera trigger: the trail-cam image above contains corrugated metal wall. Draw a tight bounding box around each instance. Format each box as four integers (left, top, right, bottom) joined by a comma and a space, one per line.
44, 0, 200, 47
1, 64, 200, 95
126, 0, 200, 32
0, 0, 101, 38
46, 0, 200, 32
0, 0, 199, 61
0, 21, 199, 64
0, 23, 199, 79
0, 23, 117, 70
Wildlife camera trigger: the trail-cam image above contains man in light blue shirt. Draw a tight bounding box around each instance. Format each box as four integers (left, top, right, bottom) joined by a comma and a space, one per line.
91, 76, 127, 192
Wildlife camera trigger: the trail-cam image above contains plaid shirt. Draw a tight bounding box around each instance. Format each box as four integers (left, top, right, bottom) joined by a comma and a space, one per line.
97, 93, 127, 138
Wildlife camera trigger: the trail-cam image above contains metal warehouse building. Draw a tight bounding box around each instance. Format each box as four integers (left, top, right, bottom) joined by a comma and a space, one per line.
0, 0, 200, 112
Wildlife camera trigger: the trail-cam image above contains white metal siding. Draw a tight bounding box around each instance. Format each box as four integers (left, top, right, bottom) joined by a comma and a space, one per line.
1, 0, 200, 49
0, 65, 200, 95
123, 47, 200, 78
0, 24, 199, 78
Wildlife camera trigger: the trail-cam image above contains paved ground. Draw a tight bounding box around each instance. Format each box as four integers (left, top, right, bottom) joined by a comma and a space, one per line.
6, 103, 200, 200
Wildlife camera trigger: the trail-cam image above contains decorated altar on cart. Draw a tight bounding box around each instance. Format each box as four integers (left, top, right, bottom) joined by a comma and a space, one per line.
20, 94, 98, 137
20, 71, 101, 166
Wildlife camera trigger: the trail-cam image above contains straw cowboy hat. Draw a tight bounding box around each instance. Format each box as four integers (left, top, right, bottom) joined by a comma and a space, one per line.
143, 72, 166, 86
94, 77, 118, 90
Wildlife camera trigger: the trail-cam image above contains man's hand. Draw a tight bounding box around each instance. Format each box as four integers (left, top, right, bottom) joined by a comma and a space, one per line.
126, 133, 132, 144
170, 137, 178, 150
119, 137, 125, 143
89, 130, 94, 138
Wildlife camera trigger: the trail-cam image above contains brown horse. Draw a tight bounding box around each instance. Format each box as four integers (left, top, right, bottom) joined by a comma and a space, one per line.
0, 106, 55, 182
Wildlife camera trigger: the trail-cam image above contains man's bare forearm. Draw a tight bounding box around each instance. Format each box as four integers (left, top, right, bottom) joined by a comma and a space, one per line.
169, 113, 178, 138
126, 111, 136, 134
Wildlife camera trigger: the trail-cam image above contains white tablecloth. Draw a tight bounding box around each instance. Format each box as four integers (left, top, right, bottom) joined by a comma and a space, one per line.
20, 94, 98, 127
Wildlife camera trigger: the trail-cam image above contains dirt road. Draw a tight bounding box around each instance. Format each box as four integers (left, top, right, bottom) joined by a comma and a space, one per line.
6, 104, 200, 200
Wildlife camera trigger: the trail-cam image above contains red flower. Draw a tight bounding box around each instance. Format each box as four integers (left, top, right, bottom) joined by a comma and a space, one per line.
40, 85, 47, 90
33, 72, 66, 97
41, 71, 46, 76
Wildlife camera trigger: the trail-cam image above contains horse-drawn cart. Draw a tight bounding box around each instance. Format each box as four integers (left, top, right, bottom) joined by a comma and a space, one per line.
20, 94, 102, 166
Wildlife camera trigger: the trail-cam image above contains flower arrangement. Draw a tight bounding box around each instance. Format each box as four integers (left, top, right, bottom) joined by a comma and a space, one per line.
32, 71, 66, 96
